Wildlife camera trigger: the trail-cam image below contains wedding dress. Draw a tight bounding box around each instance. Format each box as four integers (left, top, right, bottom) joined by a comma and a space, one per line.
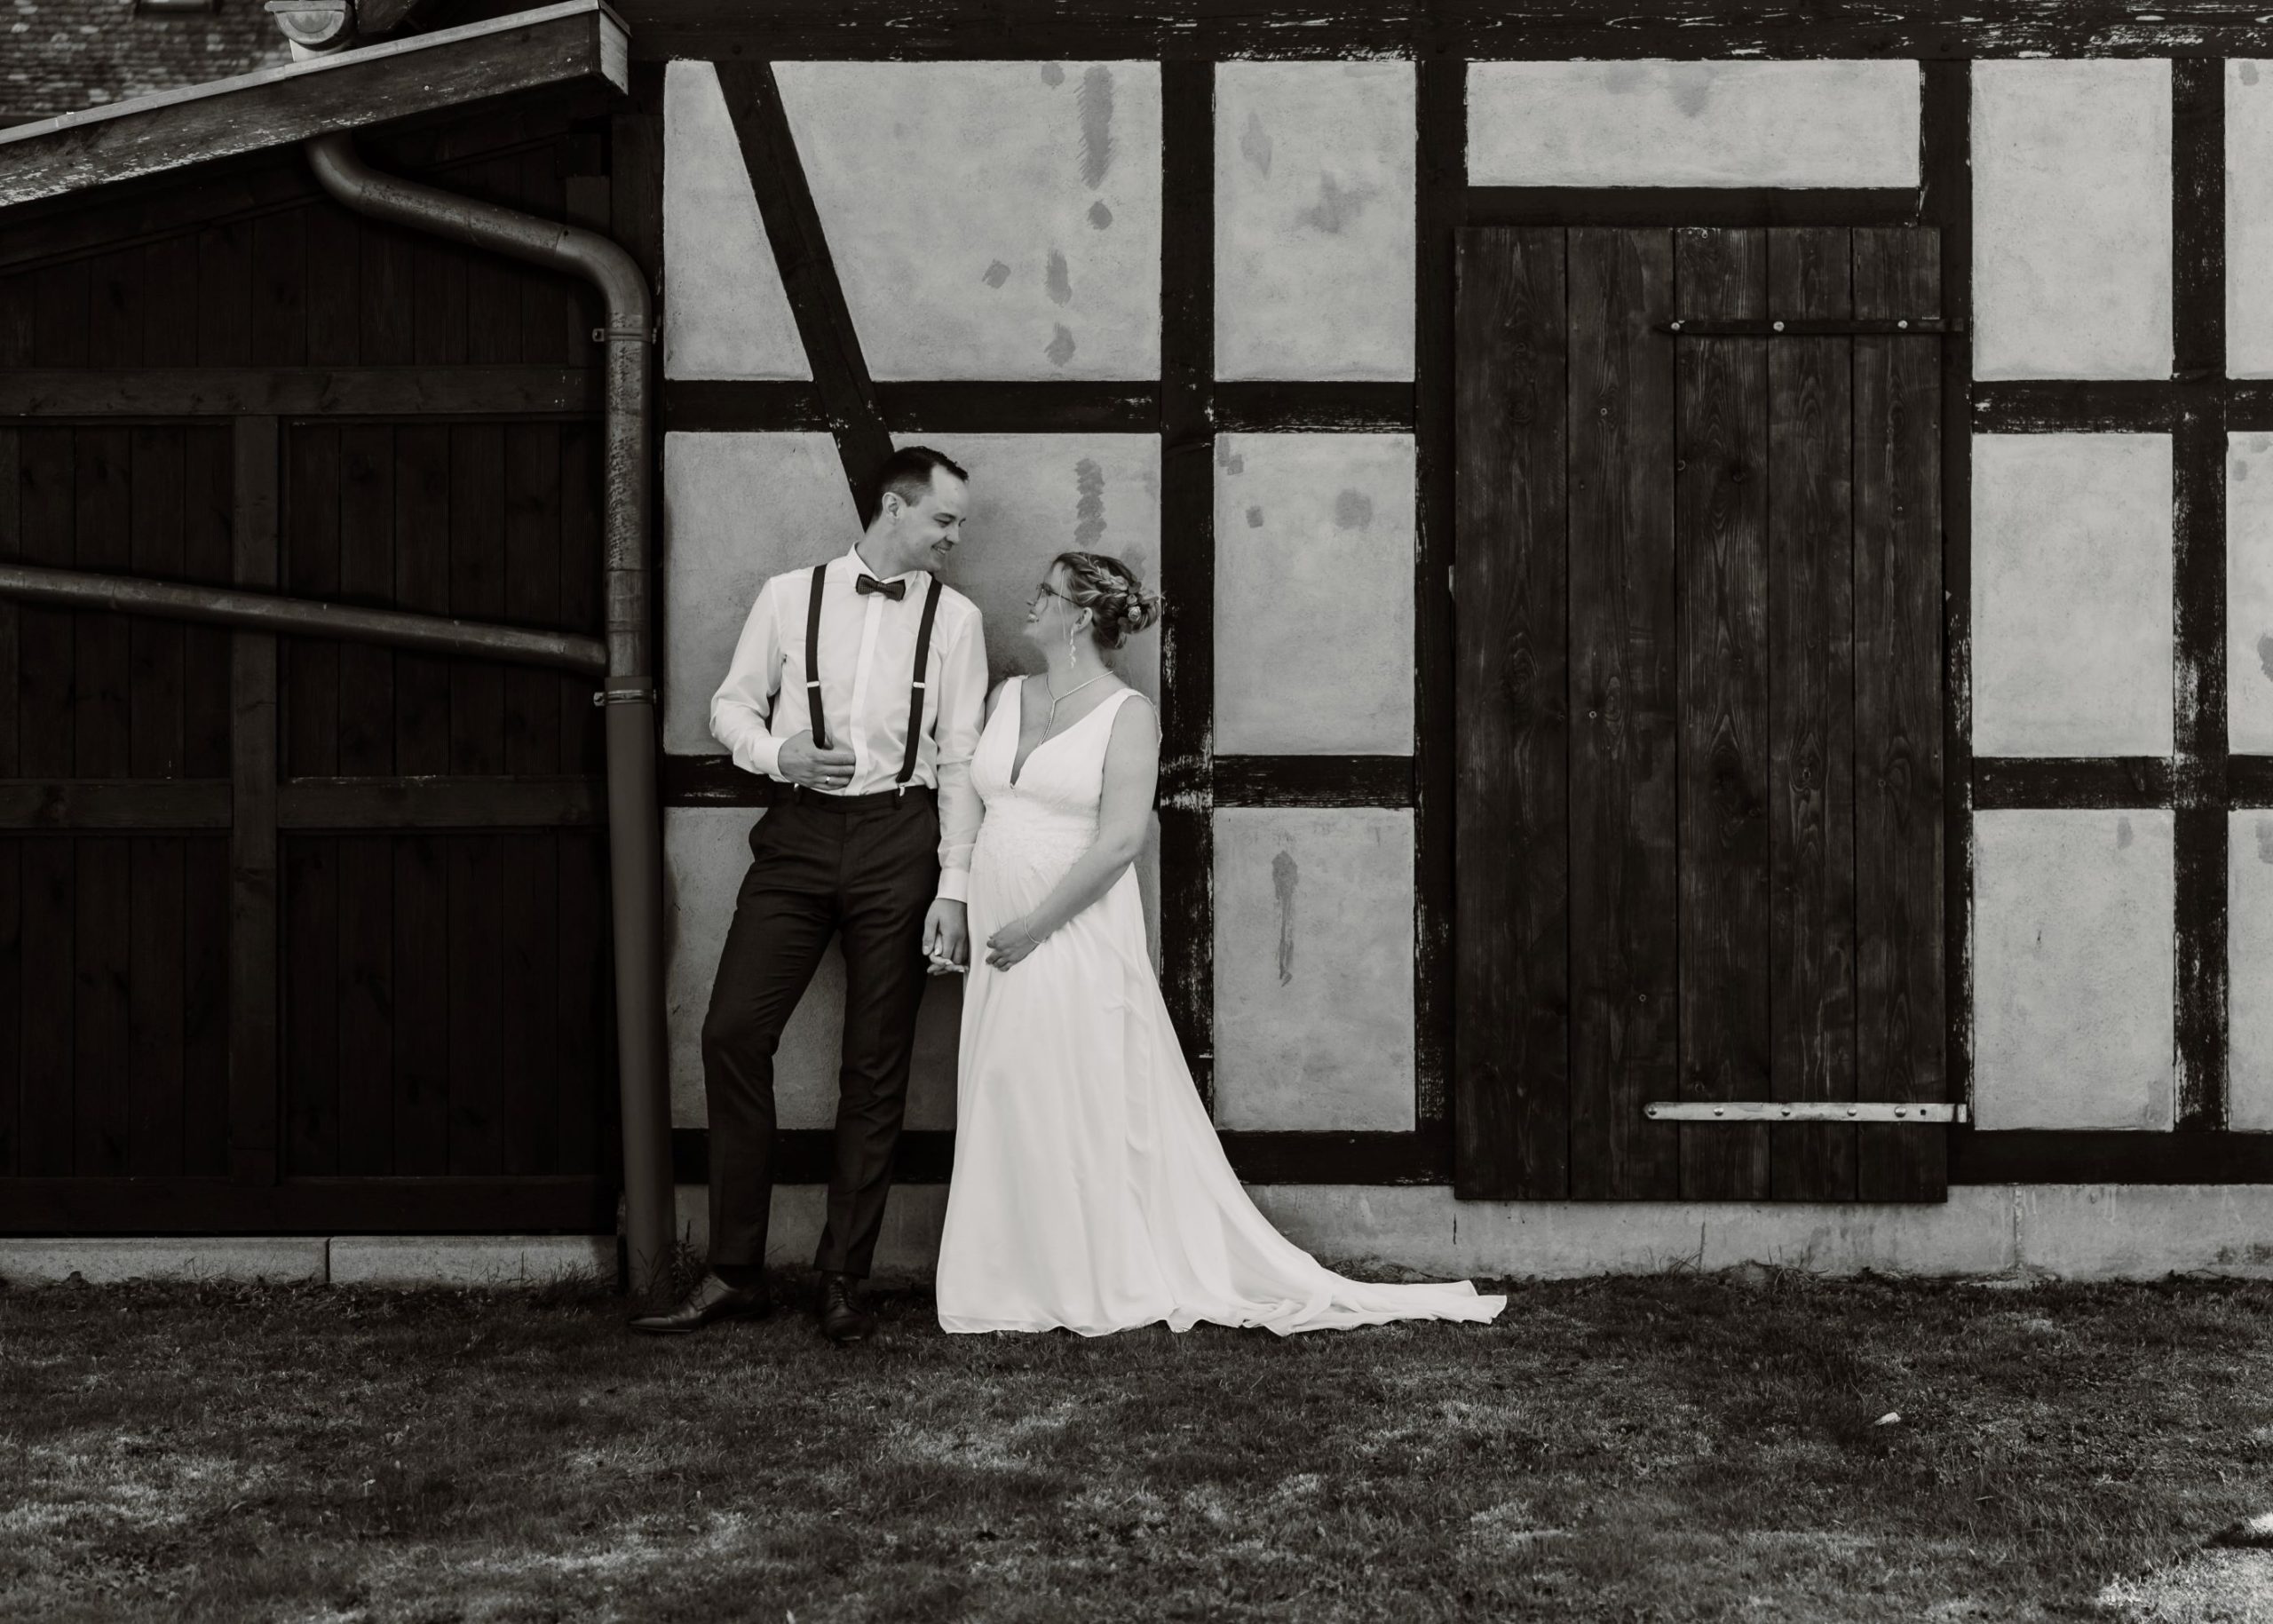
934, 676, 1509, 1335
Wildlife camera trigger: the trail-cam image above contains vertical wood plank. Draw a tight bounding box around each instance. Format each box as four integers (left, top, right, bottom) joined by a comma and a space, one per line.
1453, 226, 1571, 1200
465, 157, 525, 367
74, 427, 132, 779
411, 234, 467, 368
283, 836, 338, 1175
0, 844, 17, 1176
0, 426, 20, 779
1766, 228, 1860, 1202
1566, 227, 1681, 1200
74, 837, 131, 1176
360, 216, 416, 366
141, 235, 200, 368
282, 426, 341, 777
449, 425, 507, 780
1853, 228, 1949, 1201
250, 211, 309, 367
447, 836, 503, 1175
230, 416, 280, 1186
305, 204, 362, 367
129, 426, 186, 782
18, 429, 74, 779
337, 424, 396, 777
127, 836, 186, 1176
1674, 227, 1773, 1202
86, 248, 141, 368
182, 836, 229, 1176
35, 259, 90, 367
336, 834, 393, 1176
196, 222, 251, 366
558, 420, 604, 774
556, 829, 606, 1173
19, 839, 72, 1176
394, 425, 452, 777
393, 835, 449, 1174
501, 834, 560, 1175
182, 427, 234, 779
503, 424, 562, 777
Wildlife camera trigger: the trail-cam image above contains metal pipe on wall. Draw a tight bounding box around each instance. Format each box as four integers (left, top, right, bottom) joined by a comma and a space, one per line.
303, 131, 674, 1295
0, 562, 609, 674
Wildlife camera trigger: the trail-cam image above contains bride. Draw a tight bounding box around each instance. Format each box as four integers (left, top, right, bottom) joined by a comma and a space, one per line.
932, 551, 1507, 1335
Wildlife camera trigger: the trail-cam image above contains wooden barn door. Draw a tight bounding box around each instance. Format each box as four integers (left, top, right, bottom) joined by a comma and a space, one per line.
1453, 226, 1947, 1203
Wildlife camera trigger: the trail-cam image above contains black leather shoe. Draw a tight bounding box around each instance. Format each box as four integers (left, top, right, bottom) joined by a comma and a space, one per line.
818, 1271, 877, 1343
627, 1271, 770, 1335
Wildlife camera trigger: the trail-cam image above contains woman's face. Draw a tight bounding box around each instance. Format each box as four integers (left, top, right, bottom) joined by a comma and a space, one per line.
1021, 563, 1078, 651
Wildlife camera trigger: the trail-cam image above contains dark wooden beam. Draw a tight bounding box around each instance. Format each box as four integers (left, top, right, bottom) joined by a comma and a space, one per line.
1212, 755, 1414, 807
0, 780, 230, 829
1211, 382, 1415, 432
607, 1, 2273, 60
229, 416, 281, 1189
0, 1175, 617, 1233
1973, 757, 2176, 808
1468, 187, 1922, 227
0, 368, 602, 418
0, 0, 630, 209
661, 754, 778, 806
1950, 1129, 2273, 1184
669, 1127, 1451, 1185
276, 775, 605, 828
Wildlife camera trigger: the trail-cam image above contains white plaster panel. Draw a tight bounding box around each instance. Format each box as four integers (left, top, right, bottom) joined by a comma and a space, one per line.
1212, 807, 1414, 1130
2229, 62, 2273, 376
2229, 432, 2273, 752
661, 59, 810, 382
1214, 61, 1415, 381
1972, 60, 2172, 381
776, 61, 1161, 379
1973, 809, 2174, 1131
1970, 434, 2173, 757
1466, 60, 1920, 187
661, 432, 861, 757
2229, 812, 2273, 1131
664, 806, 964, 1132
1212, 432, 1415, 754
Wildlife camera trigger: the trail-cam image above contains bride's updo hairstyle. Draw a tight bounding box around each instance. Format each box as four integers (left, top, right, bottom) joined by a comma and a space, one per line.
1054, 551, 1165, 649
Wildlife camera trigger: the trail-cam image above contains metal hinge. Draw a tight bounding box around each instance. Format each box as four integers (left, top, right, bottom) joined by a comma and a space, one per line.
1643, 1100, 1968, 1123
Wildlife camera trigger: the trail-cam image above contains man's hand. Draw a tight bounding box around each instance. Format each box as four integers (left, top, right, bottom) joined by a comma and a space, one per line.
776, 729, 857, 790
923, 899, 969, 975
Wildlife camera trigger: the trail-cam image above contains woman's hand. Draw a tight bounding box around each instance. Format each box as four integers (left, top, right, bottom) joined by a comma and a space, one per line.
985, 917, 1044, 971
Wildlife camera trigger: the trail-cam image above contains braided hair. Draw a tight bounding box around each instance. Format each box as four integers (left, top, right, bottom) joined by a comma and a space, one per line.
1053, 551, 1166, 649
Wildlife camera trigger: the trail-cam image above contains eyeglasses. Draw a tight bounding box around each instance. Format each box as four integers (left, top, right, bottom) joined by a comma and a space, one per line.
1027, 582, 1071, 609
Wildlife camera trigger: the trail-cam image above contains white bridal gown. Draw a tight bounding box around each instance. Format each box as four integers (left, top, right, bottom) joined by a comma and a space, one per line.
935, 677, 1509, 1336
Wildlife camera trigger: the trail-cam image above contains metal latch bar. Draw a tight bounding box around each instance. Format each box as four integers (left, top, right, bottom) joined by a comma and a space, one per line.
1656, 317, 1965, 337
1643, 1101, 1968, 1123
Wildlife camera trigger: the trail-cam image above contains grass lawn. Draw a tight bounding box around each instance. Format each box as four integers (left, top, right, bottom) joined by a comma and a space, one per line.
4, 1266, 2273, 1622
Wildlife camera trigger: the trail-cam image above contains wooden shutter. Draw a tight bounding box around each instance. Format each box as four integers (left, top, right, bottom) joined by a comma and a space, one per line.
1453, 226, 1947, 1203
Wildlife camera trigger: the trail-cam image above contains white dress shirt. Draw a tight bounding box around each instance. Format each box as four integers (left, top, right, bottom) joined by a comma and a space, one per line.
710, 543, 988, 902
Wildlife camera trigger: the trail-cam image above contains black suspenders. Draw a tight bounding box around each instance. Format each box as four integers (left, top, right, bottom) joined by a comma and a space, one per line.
800, 561, 943, 788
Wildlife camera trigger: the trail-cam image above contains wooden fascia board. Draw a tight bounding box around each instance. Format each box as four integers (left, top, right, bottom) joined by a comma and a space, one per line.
0, 0, 629, 210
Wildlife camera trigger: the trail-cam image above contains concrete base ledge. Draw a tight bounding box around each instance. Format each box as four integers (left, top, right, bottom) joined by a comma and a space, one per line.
11, 1184, 2273, 1287
681, 1182, 2273, 1285
0, 1235, 614, 1288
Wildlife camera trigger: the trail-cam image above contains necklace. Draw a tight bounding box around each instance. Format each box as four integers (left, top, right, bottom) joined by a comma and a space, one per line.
1041, 666, 1108, 732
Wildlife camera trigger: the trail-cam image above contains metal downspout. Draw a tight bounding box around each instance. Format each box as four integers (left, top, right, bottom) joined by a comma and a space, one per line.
303, 131, 672, 1294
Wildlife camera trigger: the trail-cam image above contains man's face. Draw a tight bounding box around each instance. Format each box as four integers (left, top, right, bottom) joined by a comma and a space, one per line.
888, 468, 968, 574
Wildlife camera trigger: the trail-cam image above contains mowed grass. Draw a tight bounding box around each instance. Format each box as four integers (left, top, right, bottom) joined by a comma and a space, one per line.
4, 1268, 2273, 1623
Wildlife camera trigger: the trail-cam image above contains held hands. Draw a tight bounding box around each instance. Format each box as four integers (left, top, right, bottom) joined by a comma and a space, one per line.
923, 899, 969, 977
777, 729, 857, 791
986, 915, 1044, 972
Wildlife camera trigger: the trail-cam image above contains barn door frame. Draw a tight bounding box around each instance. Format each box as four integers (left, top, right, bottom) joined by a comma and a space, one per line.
1448, 153, 1975, 1203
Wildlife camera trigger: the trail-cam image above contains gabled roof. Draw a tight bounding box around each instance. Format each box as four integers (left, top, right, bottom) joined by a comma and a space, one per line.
2, 0, 289, 128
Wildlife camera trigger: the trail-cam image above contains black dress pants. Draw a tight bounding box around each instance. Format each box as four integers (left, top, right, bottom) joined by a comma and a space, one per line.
701, 784, 939, 1279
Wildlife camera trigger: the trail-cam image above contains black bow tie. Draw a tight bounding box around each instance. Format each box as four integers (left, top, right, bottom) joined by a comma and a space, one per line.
855, 573, 906, 601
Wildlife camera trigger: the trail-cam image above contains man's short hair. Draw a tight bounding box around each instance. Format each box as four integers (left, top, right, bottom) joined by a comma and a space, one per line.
867, 446, 969, 524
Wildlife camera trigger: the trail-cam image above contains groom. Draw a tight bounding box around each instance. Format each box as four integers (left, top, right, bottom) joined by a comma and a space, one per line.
631, 446, 988, 1342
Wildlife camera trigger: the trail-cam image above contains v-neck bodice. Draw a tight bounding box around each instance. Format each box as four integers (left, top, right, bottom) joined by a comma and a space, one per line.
972, 676, 1141, 886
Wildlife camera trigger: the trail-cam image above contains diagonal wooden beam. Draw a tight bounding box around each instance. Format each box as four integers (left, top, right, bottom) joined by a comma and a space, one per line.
711, 60, 894, 512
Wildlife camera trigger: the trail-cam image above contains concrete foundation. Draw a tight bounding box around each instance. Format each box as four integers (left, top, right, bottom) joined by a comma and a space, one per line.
669, 1181, 2273, 1285
0, 1237, 609, 1288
